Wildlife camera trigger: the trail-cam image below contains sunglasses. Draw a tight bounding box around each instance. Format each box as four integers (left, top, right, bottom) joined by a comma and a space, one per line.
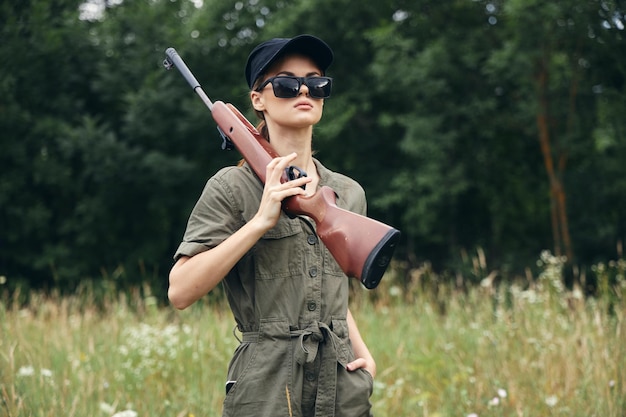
256, 76, 333, 99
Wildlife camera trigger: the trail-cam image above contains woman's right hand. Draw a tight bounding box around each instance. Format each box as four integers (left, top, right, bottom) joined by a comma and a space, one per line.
253, 152, 311, 231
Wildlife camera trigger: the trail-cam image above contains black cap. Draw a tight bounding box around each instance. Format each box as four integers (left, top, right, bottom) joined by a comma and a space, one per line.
245, 34, 334, 89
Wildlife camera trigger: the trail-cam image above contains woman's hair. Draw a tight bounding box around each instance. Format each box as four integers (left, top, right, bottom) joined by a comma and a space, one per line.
251, 76, 270, 142
236, 76, 269, 168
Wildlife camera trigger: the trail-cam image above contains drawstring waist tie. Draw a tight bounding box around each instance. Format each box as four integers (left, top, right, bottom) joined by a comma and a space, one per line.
241, 320, 351, 417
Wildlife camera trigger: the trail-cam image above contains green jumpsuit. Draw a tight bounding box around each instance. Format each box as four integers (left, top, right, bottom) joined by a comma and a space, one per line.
174, 159, 374, 417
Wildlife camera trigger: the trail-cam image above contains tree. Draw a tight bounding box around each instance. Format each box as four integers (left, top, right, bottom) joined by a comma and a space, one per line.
2, 0, 625, 296
360, 1, 550, 270
0, 0, 101, 289
490, 0, 626, 264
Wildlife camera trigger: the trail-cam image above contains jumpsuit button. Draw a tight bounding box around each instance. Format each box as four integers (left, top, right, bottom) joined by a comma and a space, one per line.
305, 371, 316, 381
307, 234, 317, 245
308, 266, 318, 277
307, 301, 317, 311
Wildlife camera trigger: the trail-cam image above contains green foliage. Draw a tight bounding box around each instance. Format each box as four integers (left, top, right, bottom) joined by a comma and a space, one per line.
0, 1, 102, 289
364, 1, 551, 266
1, 0, 626, 293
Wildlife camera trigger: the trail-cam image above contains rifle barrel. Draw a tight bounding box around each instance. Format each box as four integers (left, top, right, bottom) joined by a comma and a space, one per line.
164, 47, 214, 111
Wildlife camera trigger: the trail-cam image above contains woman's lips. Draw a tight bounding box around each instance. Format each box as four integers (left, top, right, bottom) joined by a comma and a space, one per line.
294, 100, 313, 109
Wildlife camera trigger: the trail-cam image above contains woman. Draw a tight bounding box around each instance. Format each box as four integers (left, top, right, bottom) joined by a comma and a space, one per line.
168, 34, 376, 417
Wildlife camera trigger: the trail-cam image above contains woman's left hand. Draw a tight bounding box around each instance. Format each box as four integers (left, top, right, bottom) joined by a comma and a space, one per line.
346, 308, 376, 378
346, 357, 376, 378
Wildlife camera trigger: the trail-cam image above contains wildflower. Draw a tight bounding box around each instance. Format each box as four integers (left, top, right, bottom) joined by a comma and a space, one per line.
467, 414, 479, 417
545, 395, 558, 407
389, 285, 401, 297
609, 380, 616, 388
17, 366, 35, 377
111, 410, 138, 417
571, 287, 583, 300
99, 402, 115, 414
488, 397, 500, 406
40, 368, 53, 378
497, 388, 507, 398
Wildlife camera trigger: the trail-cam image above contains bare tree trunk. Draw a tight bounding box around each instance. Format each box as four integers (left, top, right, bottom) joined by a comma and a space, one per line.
535, 55, 573, 261
536, 96, 562, 257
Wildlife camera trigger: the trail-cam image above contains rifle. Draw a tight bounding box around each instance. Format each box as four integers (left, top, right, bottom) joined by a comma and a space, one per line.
163, 47, 400, 289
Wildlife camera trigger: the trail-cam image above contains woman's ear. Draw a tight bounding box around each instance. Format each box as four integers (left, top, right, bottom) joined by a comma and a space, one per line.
250, 91, 265, 111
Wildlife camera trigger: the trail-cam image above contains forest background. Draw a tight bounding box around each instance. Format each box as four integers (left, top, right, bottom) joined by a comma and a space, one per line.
1, 0, 625, 299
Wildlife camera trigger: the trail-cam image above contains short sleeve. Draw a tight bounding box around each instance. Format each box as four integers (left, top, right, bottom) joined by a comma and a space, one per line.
173, 169, 246, 261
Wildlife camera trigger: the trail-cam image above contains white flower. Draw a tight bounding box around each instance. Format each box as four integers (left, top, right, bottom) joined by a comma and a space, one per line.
389, 285, 402, 297
99, 402, 115, 414
488, 396, 500, 406
497, 388, 507, 398
40, 368, 53, 378
467, 414, 479, 417
17, 366, 35, 377
111, 410, 138, 417
545, 395, 558, 407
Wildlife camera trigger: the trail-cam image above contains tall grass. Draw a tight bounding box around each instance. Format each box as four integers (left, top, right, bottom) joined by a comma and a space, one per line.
1, 251, 625, 417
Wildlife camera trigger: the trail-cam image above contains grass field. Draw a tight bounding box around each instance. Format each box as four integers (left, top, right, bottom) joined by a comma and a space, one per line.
1, 251, 625, 417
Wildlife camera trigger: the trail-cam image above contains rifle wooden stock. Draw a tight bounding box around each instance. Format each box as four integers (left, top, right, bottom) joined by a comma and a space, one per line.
164, 47, 400, 289
212, 103, 400, 289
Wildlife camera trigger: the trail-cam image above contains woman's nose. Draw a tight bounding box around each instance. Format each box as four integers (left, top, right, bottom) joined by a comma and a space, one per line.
298, 81, 309, 96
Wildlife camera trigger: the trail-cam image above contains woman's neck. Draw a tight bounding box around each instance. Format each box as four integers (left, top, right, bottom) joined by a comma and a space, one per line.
268, 125, 314, 168
267, 125, 319, 194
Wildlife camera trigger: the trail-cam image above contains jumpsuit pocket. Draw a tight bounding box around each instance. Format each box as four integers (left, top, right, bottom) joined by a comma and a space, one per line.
333, 319, 374, 417
358, 367, 375, 391
335, 364, 374, 417
254, 217, 303, 280
222, 319, 294, 417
